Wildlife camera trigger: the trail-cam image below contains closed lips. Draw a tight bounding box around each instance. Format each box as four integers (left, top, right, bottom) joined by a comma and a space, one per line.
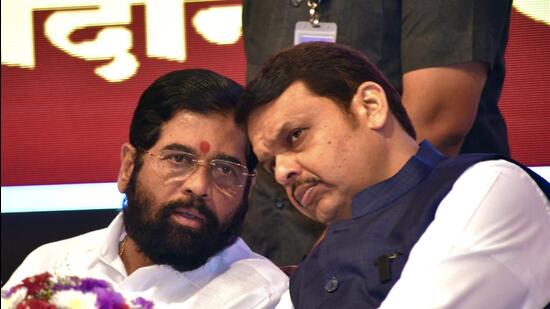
293, 183, 318, 207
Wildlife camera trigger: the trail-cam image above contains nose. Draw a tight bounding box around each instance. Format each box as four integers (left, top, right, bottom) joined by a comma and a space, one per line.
273, 154, 301, 186
181, 164, 211, 199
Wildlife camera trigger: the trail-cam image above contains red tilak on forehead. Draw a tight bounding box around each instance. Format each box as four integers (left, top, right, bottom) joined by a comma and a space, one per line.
199, 141, 210, 154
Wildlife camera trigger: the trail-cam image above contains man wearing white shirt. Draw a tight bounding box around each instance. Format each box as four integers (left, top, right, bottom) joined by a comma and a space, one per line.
236, 42, 550, 308
4, 69, 288, 308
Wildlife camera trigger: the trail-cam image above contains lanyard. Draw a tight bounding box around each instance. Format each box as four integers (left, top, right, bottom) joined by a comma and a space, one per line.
307, 0, 321, 26
289, 0, 323, 27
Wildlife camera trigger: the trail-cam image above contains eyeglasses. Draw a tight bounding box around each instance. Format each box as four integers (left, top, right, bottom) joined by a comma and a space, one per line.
137, 147, 256, 189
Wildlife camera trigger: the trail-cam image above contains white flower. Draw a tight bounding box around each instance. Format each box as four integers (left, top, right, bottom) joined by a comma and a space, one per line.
1, 287, 27, 309
51, 290, 97, 309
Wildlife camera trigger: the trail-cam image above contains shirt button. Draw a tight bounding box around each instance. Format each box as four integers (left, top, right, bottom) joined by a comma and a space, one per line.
324, 277, 339, 293
275, 197, 286, 209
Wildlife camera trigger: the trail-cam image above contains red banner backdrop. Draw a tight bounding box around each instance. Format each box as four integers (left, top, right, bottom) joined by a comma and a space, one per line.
500, 9, 550, 167
2, 1, 246, 186
2, 4, 549, 187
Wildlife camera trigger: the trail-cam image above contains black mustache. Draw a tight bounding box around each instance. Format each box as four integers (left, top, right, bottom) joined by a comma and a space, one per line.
161, 197, 212, 221
291, 177, 321, 193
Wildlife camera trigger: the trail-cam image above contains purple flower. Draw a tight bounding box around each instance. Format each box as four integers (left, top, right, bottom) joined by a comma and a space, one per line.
2, 287, 16, 298
2, 274, 154, 308
132, 297, 154, 309
94, 287, 128, 309
78, 278, 111, 292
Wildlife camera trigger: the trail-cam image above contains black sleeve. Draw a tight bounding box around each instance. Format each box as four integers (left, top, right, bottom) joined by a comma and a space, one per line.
401, 0, 512, 73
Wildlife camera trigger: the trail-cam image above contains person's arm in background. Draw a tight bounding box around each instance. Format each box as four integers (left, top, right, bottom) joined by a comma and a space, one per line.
400, 0, 512, 156
402, 62, 487, 156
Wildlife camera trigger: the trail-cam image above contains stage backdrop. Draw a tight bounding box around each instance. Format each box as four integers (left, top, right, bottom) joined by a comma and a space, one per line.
1, 0, 549, 286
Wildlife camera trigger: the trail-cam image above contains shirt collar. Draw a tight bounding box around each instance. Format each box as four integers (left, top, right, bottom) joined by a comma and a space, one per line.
350, 141, 445, 218
97, 212, 128, 275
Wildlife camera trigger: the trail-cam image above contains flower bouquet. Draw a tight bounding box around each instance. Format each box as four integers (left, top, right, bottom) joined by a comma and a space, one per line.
1, 272, 153, 308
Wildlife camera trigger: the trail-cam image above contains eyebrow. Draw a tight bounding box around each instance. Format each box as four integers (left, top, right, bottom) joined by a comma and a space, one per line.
161, 143, 244, 166
162, 143, 196, 155
215, 154, 244, 166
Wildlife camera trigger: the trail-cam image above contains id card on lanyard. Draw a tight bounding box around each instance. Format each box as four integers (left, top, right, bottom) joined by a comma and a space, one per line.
294, 21, 337, 44
293, 0, 337, 45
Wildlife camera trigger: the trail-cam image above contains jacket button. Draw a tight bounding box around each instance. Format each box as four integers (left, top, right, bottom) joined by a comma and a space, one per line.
324, 277, 339, 293
275, 197, 286, 209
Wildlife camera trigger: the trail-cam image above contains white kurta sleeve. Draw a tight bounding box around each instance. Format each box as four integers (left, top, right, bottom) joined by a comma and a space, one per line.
380, 160, 550, 309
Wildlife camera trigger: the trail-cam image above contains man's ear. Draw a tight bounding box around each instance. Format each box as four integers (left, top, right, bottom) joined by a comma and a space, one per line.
117, 143, 137, 193
350, 81, 389, 130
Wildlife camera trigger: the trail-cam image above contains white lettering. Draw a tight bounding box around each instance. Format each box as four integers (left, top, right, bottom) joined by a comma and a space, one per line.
1, 0, 242, 82
192, 5, 242, 45
44, 1, 137, 82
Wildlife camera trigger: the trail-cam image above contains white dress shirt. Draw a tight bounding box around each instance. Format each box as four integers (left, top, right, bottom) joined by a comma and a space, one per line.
3, 214, 289, 308
380, 160, 550, 308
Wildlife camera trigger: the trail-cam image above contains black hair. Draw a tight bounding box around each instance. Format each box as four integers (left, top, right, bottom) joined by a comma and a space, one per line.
130, 69, 257, 171
236, 42, 416, 139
